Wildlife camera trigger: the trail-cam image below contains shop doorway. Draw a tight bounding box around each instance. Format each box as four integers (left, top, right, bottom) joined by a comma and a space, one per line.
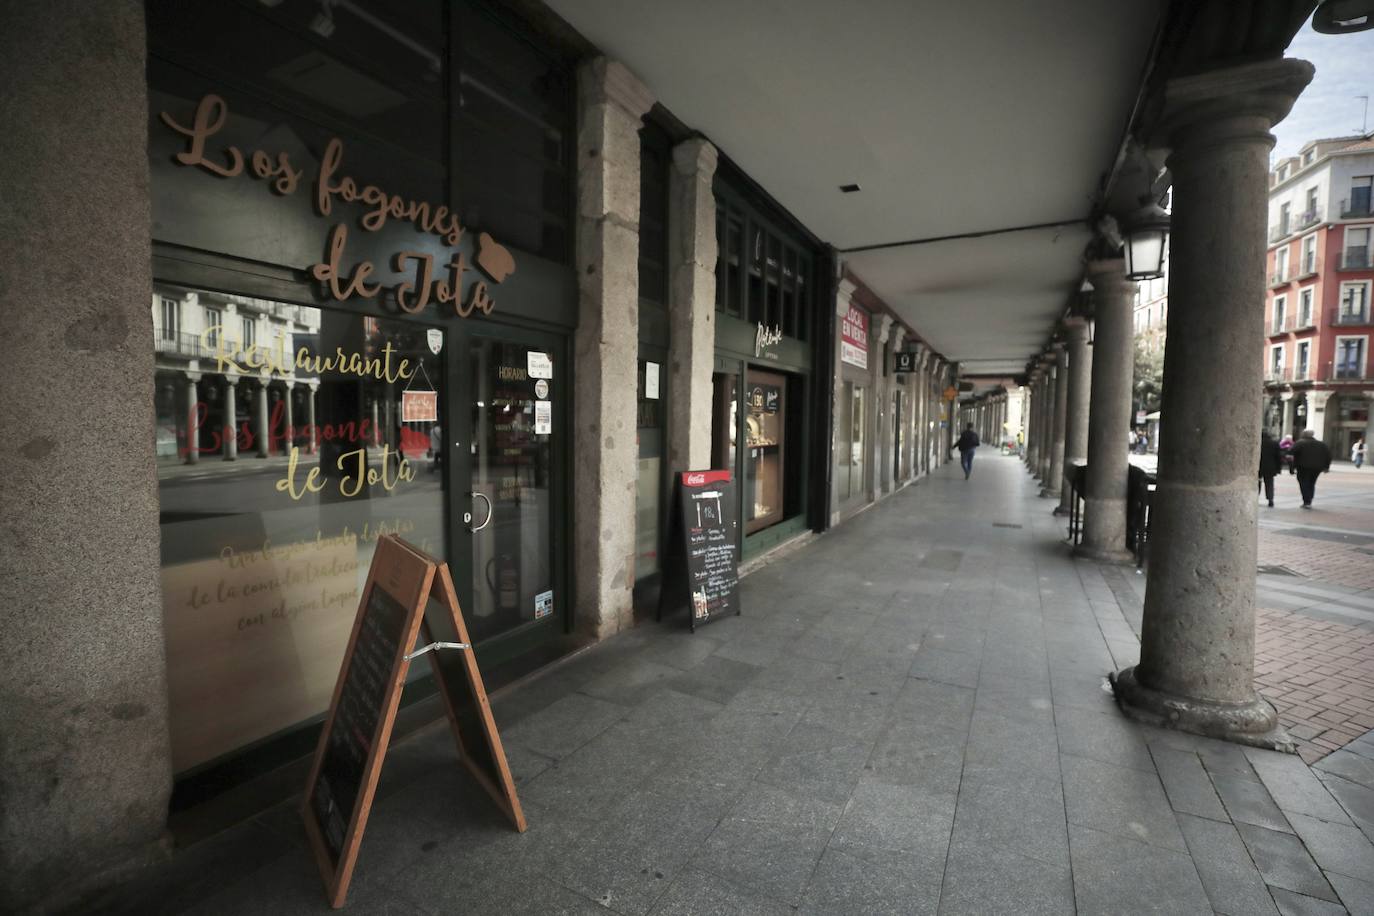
447, 328, 569, 663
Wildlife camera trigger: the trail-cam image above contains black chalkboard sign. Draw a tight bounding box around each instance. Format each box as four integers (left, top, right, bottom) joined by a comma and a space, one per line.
302, 535, 525, 909
659, 470, 741, 631
309, 583, 412, 866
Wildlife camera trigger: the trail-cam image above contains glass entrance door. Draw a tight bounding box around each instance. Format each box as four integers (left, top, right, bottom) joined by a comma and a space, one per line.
448, 331, 566, 656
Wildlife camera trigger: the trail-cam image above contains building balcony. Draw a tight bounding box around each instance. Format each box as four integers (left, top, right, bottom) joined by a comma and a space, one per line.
1292, 365, 1312, 382
1294, 256, 1320, 280
1268, 317, 1294, 336
1328, 365, 1369, 382
1341, 198, 1373, 219
1267, 272, 1291, 289
1264, 366, 1291, 383
1296, 207, 1323, 231
1339, 249, 1371, 271
1330, 308, 1372, 327
1268, 224, 1291, 244
154, 331, 207, 359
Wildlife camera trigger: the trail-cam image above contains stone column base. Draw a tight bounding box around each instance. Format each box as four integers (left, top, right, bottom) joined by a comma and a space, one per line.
1072, 544, 1136, 565
1039, 486, 1060, 499
1111, 666, 1294, 753
1052, 505, 1070, 517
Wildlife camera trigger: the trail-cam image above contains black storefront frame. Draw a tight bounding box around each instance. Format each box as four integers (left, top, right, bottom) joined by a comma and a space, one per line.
146, 0, 581, 808
711, 163, 834, 552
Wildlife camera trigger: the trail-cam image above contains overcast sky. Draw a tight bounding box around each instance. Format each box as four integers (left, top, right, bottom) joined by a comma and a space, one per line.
1271, 21, 1374, 161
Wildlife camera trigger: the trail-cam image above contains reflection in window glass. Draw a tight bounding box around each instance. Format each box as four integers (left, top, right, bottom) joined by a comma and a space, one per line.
635, 359, 663, 581
153, 287, 445, 774
468, 340, 554, 642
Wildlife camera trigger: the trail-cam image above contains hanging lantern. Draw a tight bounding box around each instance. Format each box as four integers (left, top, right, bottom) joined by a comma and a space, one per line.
1121, 202, 1170, 282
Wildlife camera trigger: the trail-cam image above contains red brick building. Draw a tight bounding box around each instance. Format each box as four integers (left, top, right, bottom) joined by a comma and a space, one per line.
1263, 133, 1374, 455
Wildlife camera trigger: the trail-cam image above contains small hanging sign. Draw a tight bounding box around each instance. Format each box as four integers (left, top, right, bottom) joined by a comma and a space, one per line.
401, 390, 437, 423
427, 329, 443, 355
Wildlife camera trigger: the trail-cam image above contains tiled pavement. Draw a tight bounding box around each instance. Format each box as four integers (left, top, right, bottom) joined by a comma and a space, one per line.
99, 454, 1374, 915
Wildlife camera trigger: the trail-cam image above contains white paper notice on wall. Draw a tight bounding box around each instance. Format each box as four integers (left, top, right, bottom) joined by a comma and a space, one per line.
534, 400, 552, 434
527, 351, 553, 379
534, 589, 553, 619
645, 361, 660, 399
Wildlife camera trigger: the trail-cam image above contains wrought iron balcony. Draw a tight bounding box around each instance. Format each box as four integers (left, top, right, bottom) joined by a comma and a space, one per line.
1296, 207, 1323, 231
1264, 366, 1291, 383
1331, 308, 1372, 327
1267, 271, 1291, 288
1329, 364, 1368, 381
1268, 223, 1291, 243
1295, 255, 1320, 279
1341, 198, 1373, 219
1340, 249, 1371, 270
154, 331, 206, 359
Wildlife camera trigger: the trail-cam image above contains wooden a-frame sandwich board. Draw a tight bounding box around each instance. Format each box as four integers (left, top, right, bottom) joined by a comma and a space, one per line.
301, 534, 525, 908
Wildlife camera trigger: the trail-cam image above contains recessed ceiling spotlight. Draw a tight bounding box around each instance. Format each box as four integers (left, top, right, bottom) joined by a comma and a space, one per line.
839, 183, 861, 193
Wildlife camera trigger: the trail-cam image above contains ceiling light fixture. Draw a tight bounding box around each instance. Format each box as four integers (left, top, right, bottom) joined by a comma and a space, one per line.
1313, 0, 1374, 33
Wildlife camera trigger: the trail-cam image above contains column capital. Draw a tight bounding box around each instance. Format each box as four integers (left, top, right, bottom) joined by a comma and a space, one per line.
578, 57, 655, 120
1062, 316, 1091, 341
877, 314, 894, 345
1084, 258, 1132, 293
1151, 57, 1315, 153
891, 327, 906, 351
836, 278, 856, 316
672, 137, 718, 178
183, 370, 202, 383
1307, 389, 1334, 407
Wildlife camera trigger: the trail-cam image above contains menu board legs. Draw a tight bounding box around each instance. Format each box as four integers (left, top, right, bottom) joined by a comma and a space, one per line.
300, 535, 525, 909
657, 470, 742, 631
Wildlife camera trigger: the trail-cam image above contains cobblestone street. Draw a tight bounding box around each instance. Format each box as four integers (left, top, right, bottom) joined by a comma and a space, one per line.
1254, 465, 1374, 764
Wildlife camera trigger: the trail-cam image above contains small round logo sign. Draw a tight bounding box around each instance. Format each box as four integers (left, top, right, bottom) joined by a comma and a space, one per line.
534, 379, 549, 399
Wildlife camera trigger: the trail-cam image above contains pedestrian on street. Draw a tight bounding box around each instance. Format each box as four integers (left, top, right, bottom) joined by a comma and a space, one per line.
1279, 434, 1295, 474
1015, 430, 1024, 457
1352, 436, 1366, 469
953, 423, 979, 480
1290, 429, 1331, 509
1258, 429, 1281, 508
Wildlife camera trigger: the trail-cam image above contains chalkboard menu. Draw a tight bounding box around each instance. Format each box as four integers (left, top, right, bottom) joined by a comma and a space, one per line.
660, 470, 741, 631
301, 535, 525, 909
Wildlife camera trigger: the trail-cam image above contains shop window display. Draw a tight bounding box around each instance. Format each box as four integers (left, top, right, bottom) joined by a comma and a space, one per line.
152, 289, 446, 774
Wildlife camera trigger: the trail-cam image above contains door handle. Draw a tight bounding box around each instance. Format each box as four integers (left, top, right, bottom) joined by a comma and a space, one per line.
468, 491, 492, 532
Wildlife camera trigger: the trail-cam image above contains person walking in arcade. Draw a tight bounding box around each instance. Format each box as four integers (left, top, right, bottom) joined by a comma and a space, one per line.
953, 423, 980, 480
1290, 428, 1332, 509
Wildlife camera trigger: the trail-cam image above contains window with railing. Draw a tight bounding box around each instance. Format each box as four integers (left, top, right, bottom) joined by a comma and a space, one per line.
1269, 345, 1284, 379
1278, 202, 1291, 237
1334, 337, 1366, 379
204, 307, 222, 348
1272, 295, 1287, 333
1344, 226, 1371, 269
1345, 177, 1372, 218
1296, 341, 1310, 379
1338, 282, 1371, 325
241, 315, 255, 349
160, 297, 179, 341
1299, 287, 1314, 327
1300, 235, 1318, 275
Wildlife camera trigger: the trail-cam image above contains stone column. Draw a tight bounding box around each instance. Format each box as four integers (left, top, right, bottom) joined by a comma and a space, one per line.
307, 383, 319, 454
282, 381, 296, 454
182, 374, 199, 465
831, 279, 855, 523
1304, 389, 1332, 439
223, 376, 239, 461
1075, 261, 1136, 562
915, 349, 930, 475
254, 382, 270, 457
1025, 370, 1042, 471
666, 138, 718, 473
1280, 392, 1295, 439
871, 315, 892, 500
574, 57, 654, 639
1057, 318, 1092, 515
1042, 344, 1069, 498
1114, 57, 1313, 748
0, 3, 171, 909
891, 328, 906, 481
1364, 392, 1374, 447
1039, 357, 1057, 481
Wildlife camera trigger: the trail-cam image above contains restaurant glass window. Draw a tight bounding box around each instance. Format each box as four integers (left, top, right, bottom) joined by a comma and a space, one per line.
711, 372, 739, 472
153, 292, 446, 775
744, 370, 785, 534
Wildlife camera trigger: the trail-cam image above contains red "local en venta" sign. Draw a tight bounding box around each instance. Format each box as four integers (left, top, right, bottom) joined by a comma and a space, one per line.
841, 304, 869, 369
